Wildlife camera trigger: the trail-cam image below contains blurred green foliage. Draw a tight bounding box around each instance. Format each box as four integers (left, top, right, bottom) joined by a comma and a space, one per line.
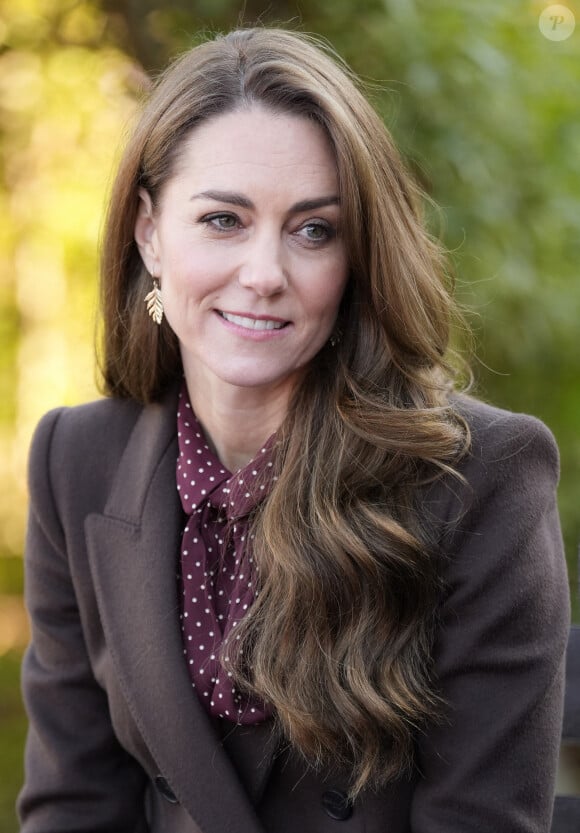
0, 652, 27, 833
3, 0, 576, 590
0, 0, 578, 828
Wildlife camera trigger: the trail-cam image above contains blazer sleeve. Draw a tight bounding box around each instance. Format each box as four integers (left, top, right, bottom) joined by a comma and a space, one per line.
18, 409, 149, 833
411, 409, 570, 833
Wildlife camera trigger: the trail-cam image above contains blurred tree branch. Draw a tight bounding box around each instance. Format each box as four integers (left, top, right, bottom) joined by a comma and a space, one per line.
98, 0, 298, 71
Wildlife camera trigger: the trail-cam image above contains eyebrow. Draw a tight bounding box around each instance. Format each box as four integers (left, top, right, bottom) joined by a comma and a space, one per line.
190, 190, 340, 213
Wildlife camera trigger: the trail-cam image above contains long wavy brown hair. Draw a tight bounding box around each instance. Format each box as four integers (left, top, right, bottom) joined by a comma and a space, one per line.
100, 28, 470, 797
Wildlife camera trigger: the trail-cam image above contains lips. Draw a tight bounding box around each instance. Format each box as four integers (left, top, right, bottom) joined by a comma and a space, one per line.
218, 311, 288, 331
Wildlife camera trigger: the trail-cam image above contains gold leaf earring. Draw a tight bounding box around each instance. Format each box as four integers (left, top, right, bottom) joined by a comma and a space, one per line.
145, 278, 163, 325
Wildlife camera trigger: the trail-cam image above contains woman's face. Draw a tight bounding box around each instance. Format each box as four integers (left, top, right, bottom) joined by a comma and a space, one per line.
135, 105, 349, 407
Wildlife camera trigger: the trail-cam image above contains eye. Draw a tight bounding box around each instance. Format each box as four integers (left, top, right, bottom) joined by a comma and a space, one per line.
201, 213, 240, 231
296, 220, 335, 244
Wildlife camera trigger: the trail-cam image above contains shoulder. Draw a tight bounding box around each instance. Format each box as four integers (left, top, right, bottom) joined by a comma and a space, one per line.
32, 396, 143, 451
451, 393, 559, 489
28, 397, 146, 530
30, 397, 143, 483
421, 394, 562, 548
27, 389, 179, 562
428, 395, 568, 645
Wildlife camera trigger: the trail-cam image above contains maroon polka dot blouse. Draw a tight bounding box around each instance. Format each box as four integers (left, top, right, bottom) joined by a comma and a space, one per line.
176, 382, 274, 724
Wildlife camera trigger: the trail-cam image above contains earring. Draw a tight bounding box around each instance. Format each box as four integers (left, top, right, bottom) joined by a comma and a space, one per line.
145, 278, 163, 325
329, 327, 341, 347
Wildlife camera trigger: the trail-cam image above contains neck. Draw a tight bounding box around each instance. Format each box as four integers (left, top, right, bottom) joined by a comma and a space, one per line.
184, 373, 292, 473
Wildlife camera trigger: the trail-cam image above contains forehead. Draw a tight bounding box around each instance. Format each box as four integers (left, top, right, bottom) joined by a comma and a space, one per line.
168, 105, 339, 194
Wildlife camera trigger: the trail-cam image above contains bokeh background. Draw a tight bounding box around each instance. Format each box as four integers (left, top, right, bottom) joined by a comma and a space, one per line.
1, 0, 578, 828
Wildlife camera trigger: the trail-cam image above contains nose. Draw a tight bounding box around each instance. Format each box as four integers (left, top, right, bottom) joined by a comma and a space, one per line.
237, 232, 288, 296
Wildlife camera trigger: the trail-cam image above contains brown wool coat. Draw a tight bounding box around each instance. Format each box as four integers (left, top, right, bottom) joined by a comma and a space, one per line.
18, 390, 570, 833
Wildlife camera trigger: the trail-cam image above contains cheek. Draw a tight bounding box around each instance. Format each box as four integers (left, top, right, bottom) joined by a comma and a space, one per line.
161, 243, 230, 293
310, 268, 349, 321
160, 258, 206, 301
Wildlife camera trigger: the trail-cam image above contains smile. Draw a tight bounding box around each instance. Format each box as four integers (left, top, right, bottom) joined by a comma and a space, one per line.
218, 311, 287, 331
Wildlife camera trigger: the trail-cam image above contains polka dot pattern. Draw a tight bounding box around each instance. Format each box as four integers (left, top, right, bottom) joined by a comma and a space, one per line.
176, 382, 275, 724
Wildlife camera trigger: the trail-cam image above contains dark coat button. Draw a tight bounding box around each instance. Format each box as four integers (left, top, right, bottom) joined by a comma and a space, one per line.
322, 789, 353, 820
154, 775, 179, 804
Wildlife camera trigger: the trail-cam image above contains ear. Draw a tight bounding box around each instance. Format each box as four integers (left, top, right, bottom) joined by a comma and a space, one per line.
134, 188, 161, 276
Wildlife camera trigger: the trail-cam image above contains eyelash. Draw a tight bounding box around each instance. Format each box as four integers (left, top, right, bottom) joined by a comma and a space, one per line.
201, 213, 239, 232
199, 213, 336, 245
299, 221, 336, 244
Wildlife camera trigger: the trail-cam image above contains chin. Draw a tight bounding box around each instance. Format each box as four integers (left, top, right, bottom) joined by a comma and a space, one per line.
214, 363, 302, 392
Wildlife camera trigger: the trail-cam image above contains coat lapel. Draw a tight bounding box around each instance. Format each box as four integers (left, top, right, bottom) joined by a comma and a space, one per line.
85, 391, 273, 833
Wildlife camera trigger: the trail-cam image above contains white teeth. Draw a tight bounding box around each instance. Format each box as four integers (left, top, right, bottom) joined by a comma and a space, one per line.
220, 312, 285, 330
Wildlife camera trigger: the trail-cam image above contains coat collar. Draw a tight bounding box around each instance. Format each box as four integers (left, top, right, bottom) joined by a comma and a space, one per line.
84, 387, 276, 832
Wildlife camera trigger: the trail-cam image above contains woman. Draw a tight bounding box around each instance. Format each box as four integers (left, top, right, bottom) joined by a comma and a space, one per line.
18, 27, 569, 833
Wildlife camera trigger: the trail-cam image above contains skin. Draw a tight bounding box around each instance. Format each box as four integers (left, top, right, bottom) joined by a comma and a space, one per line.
135, 105, 349, 471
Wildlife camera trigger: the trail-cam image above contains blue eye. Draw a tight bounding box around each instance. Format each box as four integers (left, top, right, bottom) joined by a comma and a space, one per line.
299, 221, 334, 243
202, 213, 239, 230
